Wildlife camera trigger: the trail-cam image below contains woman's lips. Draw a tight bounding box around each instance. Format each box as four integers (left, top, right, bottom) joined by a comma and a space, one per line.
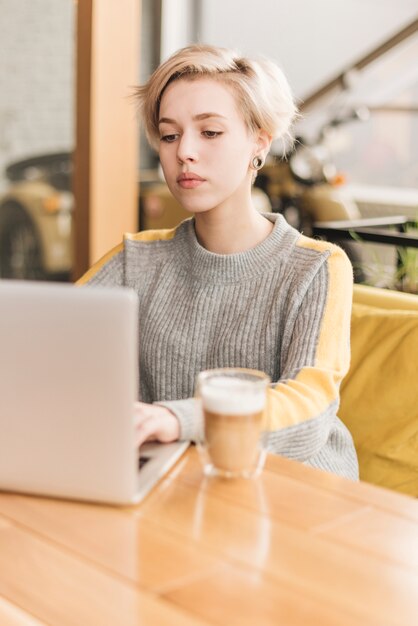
178, 178, 205, 189
177, 173, 206, 189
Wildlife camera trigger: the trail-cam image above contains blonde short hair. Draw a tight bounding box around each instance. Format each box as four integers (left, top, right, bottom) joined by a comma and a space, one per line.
134, 44, 297, 151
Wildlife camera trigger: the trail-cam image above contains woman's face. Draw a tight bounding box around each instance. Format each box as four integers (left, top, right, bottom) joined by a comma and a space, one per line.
158, 77, 262, 215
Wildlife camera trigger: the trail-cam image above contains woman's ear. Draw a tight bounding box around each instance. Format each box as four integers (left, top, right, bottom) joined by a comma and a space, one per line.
255, 129, 272, 158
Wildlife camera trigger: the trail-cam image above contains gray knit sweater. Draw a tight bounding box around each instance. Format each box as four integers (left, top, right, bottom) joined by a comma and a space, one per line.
79, 213, 359, 480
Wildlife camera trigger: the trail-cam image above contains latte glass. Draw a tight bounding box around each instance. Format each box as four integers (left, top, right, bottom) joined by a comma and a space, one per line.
196, 368, 270, 478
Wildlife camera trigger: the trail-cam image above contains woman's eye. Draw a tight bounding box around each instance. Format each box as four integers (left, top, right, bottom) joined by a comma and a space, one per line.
160, 134, 178, 143
202, 130, 222, 138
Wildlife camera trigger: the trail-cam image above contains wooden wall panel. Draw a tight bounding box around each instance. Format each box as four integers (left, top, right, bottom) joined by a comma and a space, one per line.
73, 0, 141, 281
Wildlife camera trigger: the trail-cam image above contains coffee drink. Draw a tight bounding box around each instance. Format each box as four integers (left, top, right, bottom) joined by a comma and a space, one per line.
197, 370, 269, 477
204, 410, 263, 473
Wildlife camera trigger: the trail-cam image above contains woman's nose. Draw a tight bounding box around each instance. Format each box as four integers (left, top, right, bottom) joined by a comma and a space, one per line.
177, 132, 199, 163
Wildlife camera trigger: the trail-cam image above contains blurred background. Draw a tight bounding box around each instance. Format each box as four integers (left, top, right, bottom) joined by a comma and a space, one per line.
0, 0, 417, 290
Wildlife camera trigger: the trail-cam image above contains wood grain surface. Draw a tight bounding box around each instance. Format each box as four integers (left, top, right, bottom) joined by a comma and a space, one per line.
1, 447, 417, 626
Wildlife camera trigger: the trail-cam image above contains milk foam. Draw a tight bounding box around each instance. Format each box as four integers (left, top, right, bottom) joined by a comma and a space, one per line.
201, 376, 266, 415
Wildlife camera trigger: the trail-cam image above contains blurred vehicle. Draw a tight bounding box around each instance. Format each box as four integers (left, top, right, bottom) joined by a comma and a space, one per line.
0, 152, 73, 280
255, 110, 371, 281
255, 110, 368, 233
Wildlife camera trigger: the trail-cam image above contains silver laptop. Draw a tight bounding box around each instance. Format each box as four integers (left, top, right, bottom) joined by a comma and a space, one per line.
0, 280, 189, 505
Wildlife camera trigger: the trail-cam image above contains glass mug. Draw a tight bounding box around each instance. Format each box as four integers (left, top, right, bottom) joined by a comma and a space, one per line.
196, 368, 270, 478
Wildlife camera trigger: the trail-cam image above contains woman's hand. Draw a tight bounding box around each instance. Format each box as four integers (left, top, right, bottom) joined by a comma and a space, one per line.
133, 402, 180, 448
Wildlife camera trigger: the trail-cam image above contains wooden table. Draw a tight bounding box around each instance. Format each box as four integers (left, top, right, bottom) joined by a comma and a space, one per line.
0, 447, 418, 626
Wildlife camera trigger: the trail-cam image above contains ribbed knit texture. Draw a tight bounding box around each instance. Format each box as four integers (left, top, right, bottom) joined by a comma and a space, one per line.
81, 214, 359, 480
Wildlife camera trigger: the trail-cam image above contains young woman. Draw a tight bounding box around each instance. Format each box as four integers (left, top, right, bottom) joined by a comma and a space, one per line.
78, 44, 358, 479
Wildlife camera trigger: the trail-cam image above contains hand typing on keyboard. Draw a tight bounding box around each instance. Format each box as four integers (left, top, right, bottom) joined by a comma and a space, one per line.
133, 402, 180, 448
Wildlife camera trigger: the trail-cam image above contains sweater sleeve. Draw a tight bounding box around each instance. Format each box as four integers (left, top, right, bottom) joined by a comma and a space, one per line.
262, 241, 353, 461
156, 397, 203, 442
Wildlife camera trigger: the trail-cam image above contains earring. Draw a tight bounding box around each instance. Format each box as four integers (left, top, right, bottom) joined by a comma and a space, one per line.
251, 156, 264, 170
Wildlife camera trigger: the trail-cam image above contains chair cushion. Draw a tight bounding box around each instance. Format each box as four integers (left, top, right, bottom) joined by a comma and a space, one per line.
340, 302, 418, 496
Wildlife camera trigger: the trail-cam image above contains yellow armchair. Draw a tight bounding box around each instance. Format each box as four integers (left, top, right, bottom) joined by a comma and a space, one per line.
340, 284, 418, 496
